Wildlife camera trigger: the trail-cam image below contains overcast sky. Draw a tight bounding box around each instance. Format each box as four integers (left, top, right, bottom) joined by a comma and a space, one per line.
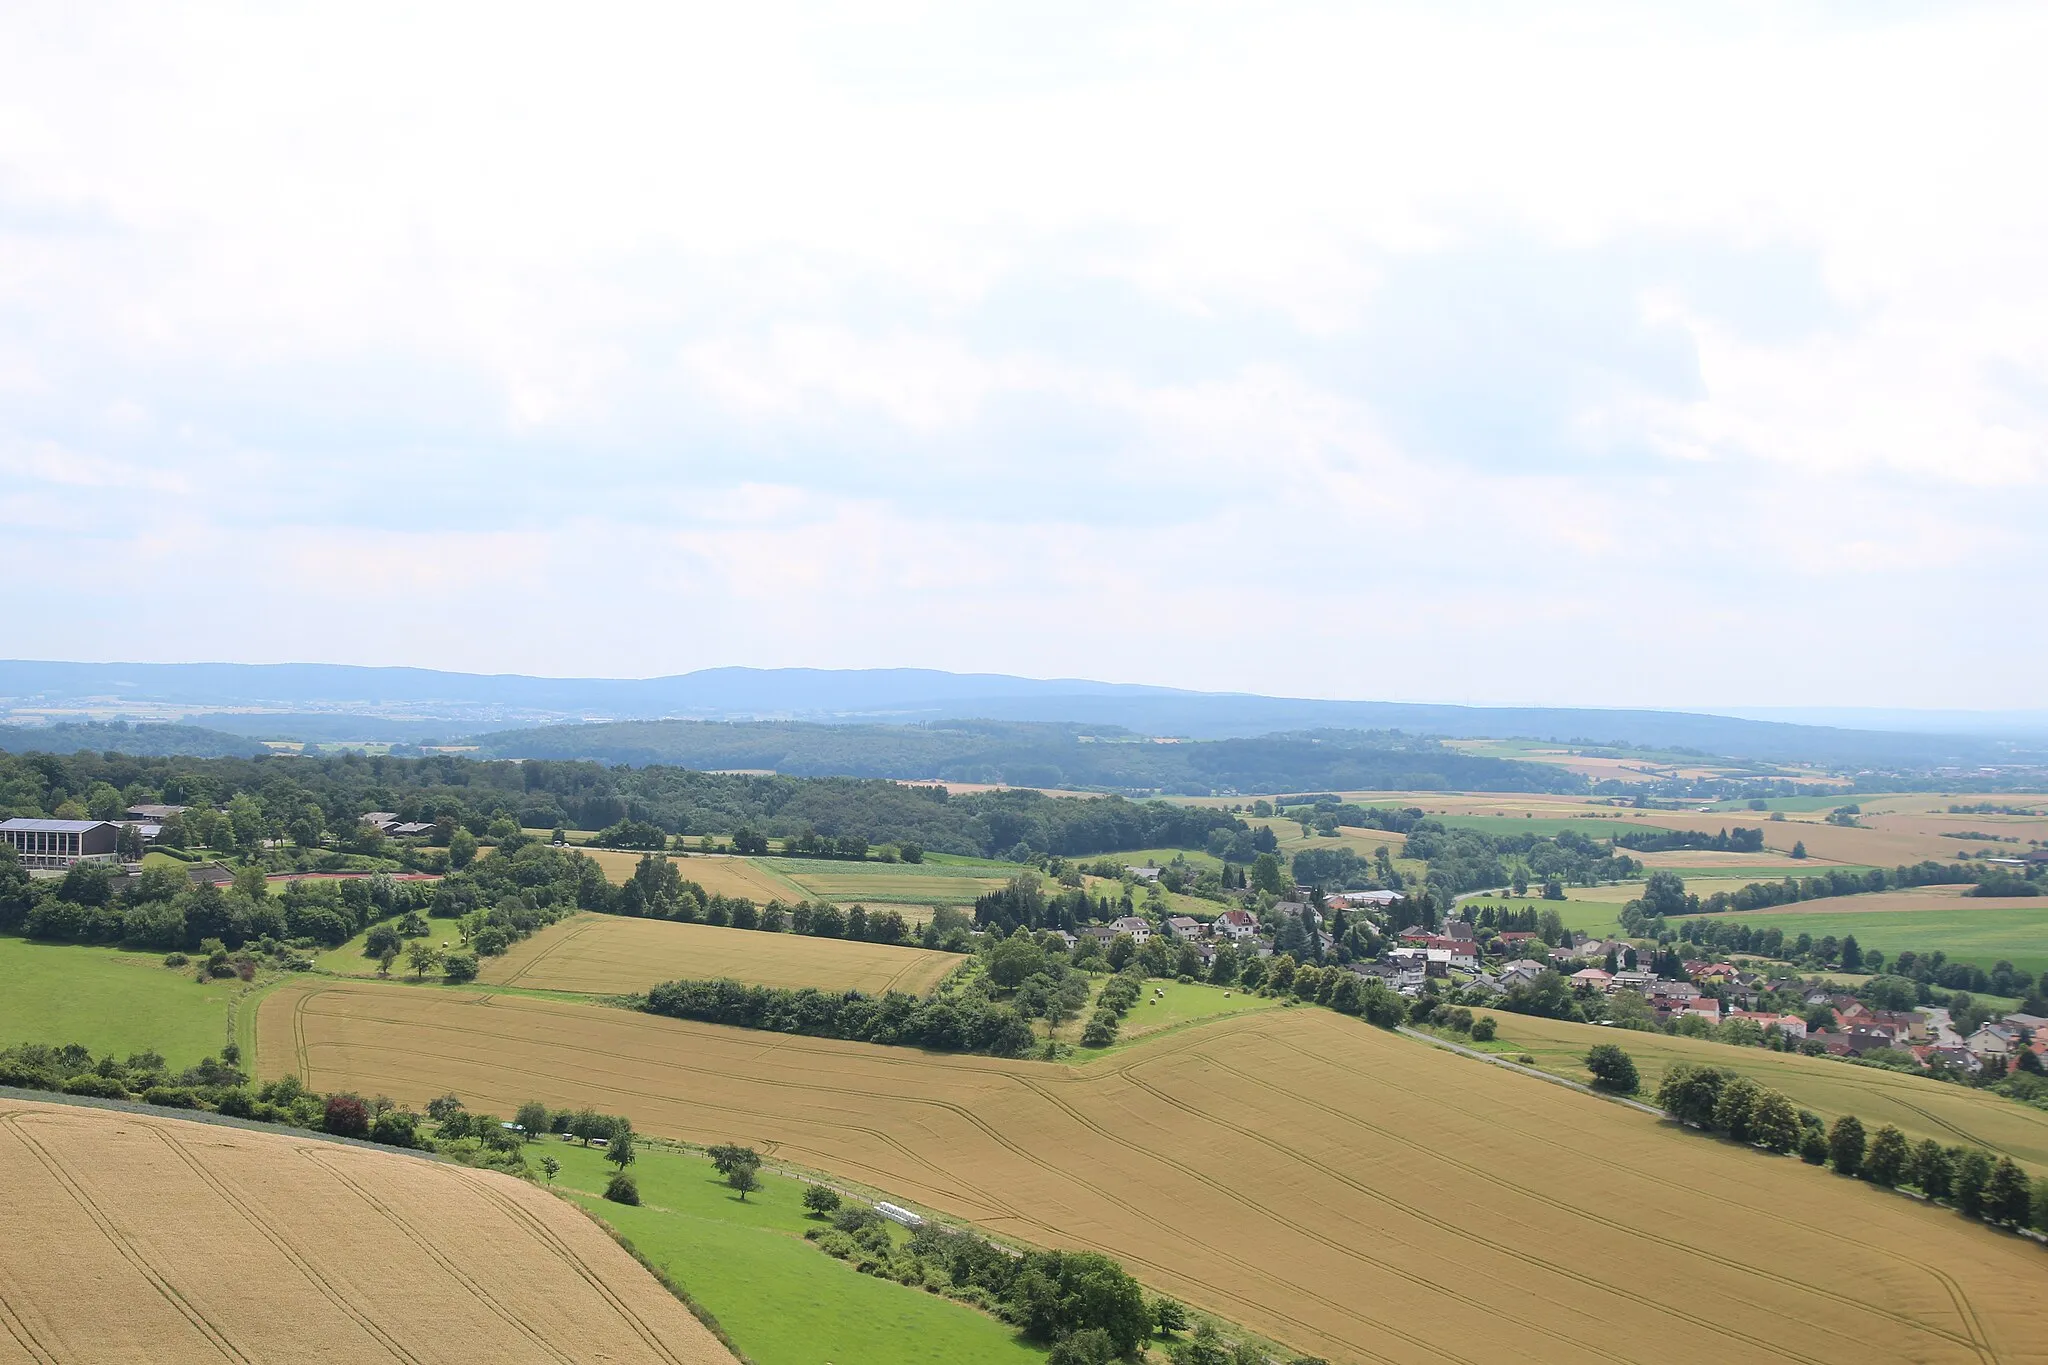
3, 2, 2043, 709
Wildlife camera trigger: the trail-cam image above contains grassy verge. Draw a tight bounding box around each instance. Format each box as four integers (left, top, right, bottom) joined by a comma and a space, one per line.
539, 1139, 1047, 1365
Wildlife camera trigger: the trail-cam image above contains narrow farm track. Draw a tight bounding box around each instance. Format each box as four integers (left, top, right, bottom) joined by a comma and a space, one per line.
0, 1099, 738, 1365
262, 981, 2048, 1365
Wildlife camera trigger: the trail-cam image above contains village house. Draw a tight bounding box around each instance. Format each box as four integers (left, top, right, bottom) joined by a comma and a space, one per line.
1166, 916, 1204, 942
1569, 967, 1614, 991
1212, 908, 1259, 941
1498, 960, 1545, 988
1109, 915, 1153, 944
1966, 1024, 2018, 1060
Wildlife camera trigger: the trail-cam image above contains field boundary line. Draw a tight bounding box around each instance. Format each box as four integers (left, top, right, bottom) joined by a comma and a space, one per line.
1395, 1025, 1664, 1115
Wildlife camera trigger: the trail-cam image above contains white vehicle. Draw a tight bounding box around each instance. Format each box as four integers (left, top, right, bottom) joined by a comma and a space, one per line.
874, 1202, 926, 1228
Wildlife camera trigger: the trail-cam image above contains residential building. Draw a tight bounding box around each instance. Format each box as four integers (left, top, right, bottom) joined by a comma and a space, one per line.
1212, 909, 1259, 941
1166, 915, 1204, 941
1, 818, 121, 869
1498, 960, 1545, 988
1110, 916, 1153, 944
1569, 967, 1613, 991
1967, 1024, 2018, 1060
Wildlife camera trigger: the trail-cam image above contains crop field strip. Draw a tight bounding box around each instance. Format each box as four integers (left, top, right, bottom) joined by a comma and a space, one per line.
0, 1098, 736, 1365
1479, 1010, 2048, 1170
259, 981, 2046, 1365
480, 914, 960, 997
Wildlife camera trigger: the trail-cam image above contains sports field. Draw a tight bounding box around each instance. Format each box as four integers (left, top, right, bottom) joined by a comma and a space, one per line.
0, 1096, 735, 1364
0, 934, 241, 1064
479, 914, 961, 997
259, 979, 2048, 1365
1473, 1009, 2048, 1172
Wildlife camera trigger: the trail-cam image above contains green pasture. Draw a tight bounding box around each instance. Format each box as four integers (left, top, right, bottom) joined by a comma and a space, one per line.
1693, 902, 2048, 977
1704, 794, 1875, 814
763, 858, 1016, 906
546, 1140, 1044, 1365
0, 934, 242, 1065
1077, 978, 1278, 1053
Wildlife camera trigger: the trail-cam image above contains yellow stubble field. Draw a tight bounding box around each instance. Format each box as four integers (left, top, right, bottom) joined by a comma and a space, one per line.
258, 980, 2048, 1365
480, 913, 961, 997
0, 1097, 734, 1365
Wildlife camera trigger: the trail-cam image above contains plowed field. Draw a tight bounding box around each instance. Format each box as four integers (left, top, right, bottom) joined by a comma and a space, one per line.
258, 980, 2048, 1365
0, 1097, 735, 1365
480, 914, 960, 997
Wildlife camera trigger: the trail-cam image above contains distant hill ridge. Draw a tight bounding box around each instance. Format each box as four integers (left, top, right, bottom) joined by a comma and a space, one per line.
1, 659, 2039, 767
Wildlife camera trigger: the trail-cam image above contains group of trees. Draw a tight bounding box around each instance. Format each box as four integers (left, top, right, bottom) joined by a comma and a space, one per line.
1630, 861, 2001, 935
1613, 825, 1764, 854
1655, 1061, 2046, 1230
643, 978, 1039, 1057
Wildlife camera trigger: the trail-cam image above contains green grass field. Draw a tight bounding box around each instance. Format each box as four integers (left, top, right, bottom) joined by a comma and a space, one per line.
1693, 903, 2048, 976
0, 934, 243, 1064
545, 1140, 1044, 1365
764, 858, 1018, 906
1079, 978, 1278, 1052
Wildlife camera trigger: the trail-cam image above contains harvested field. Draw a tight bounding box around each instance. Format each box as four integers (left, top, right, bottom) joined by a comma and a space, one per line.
261, 980, 2048, 1365
0, 1096, 735, 1365
479, 914, 961, 997
1474, 1009, 2048, 1172
579, 851, 810, 902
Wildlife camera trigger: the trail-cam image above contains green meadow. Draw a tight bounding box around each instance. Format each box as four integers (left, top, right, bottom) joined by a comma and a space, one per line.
0, 934, 243, 1064
545, 1139, 1045, 1365
1694, 902, 2048, 977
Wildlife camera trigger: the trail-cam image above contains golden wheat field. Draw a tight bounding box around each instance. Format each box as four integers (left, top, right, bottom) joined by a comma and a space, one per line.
258, 980, 2048, 1365
480, 914, 961, 996
573, 851, 811, 902
1475, 1010, 2048, 1172
0, 1097, 734, 1365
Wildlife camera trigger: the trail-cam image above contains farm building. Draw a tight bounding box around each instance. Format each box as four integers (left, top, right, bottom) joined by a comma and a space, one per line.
0, 817, 121, 869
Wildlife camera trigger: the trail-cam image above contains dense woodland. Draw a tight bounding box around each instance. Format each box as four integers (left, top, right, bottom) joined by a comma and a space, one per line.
0, 749, 1243, 858
476, 719, 1592, 795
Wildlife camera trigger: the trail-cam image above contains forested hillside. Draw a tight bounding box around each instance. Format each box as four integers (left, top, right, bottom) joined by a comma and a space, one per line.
0, 749, 1241, 859
0, 721, 267, 759
471, 718, 1586, 795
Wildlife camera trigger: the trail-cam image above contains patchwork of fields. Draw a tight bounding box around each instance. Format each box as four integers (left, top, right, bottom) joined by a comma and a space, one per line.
1476, 1010, 2048, 1172
0, 1097, 735, 1364
480, 914, 962, 997
258, 979, 2048, 1365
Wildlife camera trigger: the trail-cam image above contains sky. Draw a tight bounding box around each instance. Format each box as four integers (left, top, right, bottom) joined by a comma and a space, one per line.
3, 1, 2044, 709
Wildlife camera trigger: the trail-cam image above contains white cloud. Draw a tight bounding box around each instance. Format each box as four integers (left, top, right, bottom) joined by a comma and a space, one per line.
1, 1, 2045, 706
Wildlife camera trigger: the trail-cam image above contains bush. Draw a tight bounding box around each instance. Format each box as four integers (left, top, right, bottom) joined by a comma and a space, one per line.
442, 950, 480, 984
371, 1110, 423, 1148
214, 1087, 254, 1117
1584, 1044, 1639, 1095
61, 1073, 129, 1100
323, 1093, 372, 1138
1469, 1016, 1496, 1042
604, 1172, 640, 1205
142, 1086, 198, 1109
162, 952, 189, 967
